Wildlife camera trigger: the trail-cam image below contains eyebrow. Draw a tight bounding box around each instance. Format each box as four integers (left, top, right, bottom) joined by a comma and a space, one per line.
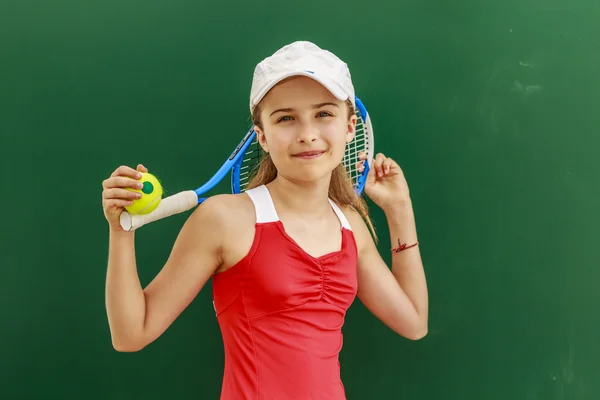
269, 102, 339, 117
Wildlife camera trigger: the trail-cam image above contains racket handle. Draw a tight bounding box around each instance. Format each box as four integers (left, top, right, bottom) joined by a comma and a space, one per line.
119, 190, 199, 231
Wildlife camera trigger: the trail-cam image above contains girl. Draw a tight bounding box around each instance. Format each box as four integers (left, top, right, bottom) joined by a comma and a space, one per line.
102, 41, 428, 399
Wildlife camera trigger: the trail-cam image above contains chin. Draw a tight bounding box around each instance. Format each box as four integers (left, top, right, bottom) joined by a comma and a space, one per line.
284, 161, 338, 183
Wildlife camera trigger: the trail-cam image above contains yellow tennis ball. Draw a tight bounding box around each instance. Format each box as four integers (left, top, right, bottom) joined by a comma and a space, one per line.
124, 172, 163, 215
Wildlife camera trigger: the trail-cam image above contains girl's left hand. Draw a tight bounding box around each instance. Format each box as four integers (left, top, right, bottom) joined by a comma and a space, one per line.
357, 152, 411, 211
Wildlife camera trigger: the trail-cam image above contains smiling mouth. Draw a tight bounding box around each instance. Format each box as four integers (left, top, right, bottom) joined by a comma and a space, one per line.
293, 151, 325, 159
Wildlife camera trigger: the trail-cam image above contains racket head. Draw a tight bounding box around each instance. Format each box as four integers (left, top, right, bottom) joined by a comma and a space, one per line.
231, 95, 374, 194
345, 96, 374, 195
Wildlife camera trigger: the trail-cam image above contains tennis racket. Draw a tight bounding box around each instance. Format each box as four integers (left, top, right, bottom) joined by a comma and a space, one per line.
119, 96, 375, 231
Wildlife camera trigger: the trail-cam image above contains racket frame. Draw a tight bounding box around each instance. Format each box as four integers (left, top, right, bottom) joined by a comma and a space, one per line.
351, 96, 373, 195
196, 127, 256, 203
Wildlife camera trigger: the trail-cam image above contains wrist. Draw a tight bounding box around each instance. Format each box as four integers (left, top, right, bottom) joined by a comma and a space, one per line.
109, 224, 135, 238
383, 199, 414, 222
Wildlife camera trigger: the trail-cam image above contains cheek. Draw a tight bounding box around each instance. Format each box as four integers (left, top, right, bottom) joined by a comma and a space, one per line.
263, 130, 291, 156
324, 123, 350, 147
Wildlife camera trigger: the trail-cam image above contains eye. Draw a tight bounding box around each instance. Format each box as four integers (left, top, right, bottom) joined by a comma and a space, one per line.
317, 111, 333, 118
277, 115, 293, 123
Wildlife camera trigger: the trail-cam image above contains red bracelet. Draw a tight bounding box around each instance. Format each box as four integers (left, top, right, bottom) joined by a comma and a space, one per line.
391, 240, 419, 254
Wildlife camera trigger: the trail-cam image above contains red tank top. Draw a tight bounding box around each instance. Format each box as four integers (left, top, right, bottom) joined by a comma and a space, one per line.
211, 185, 358, 399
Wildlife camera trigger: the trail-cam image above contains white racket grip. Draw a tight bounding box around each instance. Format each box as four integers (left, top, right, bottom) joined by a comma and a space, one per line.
119, 190, 199, 231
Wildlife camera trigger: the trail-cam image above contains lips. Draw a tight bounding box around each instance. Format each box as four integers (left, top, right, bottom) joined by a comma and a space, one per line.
293, 150, 325, 159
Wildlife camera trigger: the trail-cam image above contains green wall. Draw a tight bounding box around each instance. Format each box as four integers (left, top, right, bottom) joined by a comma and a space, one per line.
2, 0, 598, 398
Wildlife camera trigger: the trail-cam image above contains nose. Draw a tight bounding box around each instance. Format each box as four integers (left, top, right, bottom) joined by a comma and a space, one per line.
296, 121, 318, 143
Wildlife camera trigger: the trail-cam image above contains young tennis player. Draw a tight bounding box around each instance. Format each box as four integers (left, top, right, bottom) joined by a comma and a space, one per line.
103, 40, 428, 399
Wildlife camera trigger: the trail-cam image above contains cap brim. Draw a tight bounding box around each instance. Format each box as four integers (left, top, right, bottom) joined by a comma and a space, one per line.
250, 70, 348, 111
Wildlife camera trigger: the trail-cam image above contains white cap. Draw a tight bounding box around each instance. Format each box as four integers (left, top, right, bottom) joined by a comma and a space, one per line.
249, 41, 355, 113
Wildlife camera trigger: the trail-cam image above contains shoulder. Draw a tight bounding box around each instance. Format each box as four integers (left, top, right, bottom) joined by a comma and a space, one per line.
188, 193, 258, 272
337, 204, 375, 254
337, 204, 363, 228
186, 192, 256, 232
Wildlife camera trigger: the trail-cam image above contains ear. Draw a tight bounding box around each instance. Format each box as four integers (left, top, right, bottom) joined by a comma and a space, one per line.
345, 114, 357, 144
255, 125, 269, 153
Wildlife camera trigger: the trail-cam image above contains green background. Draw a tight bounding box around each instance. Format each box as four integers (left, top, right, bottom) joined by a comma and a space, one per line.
2, 0, 598, 398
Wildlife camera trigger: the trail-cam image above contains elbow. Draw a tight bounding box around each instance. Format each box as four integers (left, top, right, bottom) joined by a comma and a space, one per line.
107, 320, 152, 352
397, 318, 428, 341
406, 325, 428, 341
113, 343, 143, 353
111, 335, 147, 353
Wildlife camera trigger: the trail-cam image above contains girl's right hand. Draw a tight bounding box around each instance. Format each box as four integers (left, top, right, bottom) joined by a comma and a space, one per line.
102, 164, 149, 231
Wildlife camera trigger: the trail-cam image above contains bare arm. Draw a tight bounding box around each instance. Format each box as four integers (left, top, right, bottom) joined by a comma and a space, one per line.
105, 195, 228, 351
346, 202, 428, 340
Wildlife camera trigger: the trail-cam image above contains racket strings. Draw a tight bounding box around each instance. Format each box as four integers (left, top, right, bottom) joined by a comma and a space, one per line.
238, 140, 263, 191
343, 115, 369, 183
238, 112, 371, 192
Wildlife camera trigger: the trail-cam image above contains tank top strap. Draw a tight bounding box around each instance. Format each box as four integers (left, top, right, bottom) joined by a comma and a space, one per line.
245, 185, 352, 230
245, 185, 280, 223
327, 199, 352, 231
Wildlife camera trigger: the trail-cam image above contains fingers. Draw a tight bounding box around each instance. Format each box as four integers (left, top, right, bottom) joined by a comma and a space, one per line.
102, 164, 147, 212
365, 153, 400, 178
355, 152, 402, 179
382, 158, 393, 175
373, 153, 385, 177
102, 181, 143, 211
356, 151, 368, 173
102, 189, 139, 213
104, 164, 149, 188
356, 160, 365, 173
102, 176, 144, 190
106, 199, 136, 208
110, 165, 143, 179
103, 188, 143, 201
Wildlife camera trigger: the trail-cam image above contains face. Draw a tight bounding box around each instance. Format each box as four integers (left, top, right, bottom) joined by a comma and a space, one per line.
255, 76, 357, 184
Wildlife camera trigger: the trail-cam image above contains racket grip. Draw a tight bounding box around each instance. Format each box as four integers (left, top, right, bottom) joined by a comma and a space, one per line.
119, 190, 199, 231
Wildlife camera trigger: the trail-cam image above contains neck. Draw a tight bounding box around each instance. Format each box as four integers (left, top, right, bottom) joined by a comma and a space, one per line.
266, 174, 332, 217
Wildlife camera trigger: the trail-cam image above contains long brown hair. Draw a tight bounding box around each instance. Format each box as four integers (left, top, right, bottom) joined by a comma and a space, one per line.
247, 98, 377, 241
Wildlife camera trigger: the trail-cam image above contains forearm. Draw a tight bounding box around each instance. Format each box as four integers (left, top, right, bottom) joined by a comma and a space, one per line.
105, 229, 147, 350
385, 201, 429, 325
